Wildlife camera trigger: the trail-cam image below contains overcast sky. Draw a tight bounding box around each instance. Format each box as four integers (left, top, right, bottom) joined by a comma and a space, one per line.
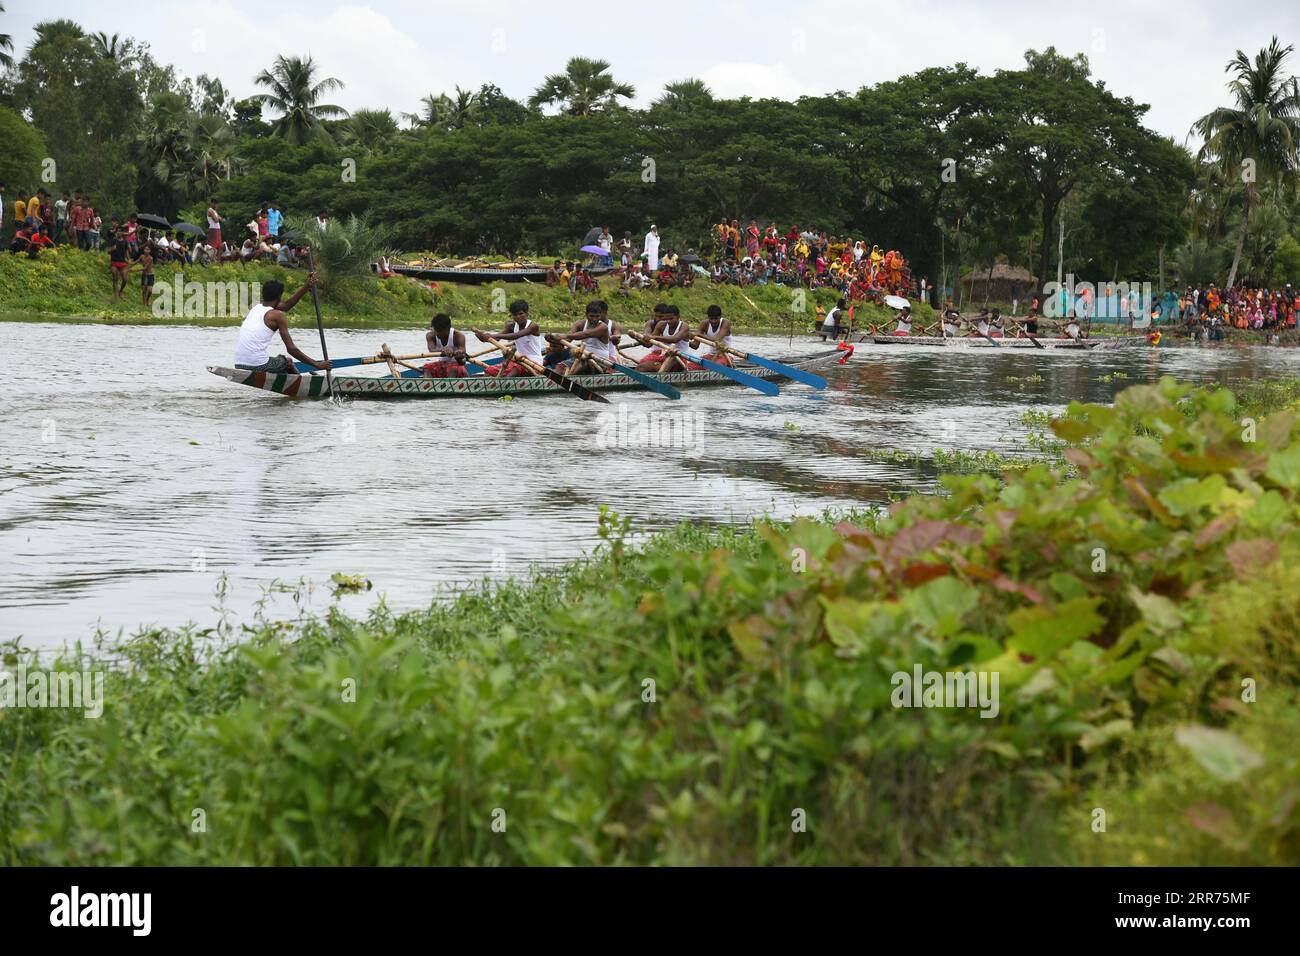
5, 0, 1298, 143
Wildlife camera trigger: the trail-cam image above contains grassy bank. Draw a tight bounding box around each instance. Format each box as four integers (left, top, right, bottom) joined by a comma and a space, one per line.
0, 246, 933, 333
3, 379, 1298, 866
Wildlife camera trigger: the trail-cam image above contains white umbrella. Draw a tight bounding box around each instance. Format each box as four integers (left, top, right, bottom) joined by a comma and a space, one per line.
885, 295, 910, 310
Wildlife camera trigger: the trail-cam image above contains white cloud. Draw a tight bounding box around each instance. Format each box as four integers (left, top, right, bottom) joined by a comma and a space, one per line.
4, 0, 1299, 139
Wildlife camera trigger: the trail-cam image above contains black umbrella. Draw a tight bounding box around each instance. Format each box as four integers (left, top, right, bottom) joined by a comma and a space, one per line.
582, 226, 602, 246
680, 253, 703, 264
172, 222, 206, 237
135, 213, 171, 230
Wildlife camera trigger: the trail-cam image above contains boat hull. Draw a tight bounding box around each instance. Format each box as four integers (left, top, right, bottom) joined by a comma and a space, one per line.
858, 335, 1107, 349
208, 351, 840, 400
388, 264, 614, 284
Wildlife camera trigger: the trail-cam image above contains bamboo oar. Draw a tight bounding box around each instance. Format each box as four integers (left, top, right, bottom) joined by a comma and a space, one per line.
689, 335, 827, 390
304, 251, 334, 398
554, 336, 681, 400
625, 329, 779, 396
471, 329, 610, 404
1007, 317, 1045, 349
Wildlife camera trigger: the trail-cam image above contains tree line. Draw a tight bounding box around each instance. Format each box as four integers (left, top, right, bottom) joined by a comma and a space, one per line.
3, 11, 1300, 290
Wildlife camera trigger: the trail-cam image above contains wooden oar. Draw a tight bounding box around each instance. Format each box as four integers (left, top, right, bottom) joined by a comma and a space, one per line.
625, 329, 779, 396
689, 336, 827, 390
1008, 318, 1045, 349
303, 251, 334, 398
471, 329, 610, 404
554, 336, 682, 400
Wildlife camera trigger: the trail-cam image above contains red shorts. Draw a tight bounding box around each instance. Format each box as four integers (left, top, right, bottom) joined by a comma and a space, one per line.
111, 262, 128, 271
421, 361, 467, 378
485, 361, 533, 378
892, 330, 909, 336
637, 349, 666, 370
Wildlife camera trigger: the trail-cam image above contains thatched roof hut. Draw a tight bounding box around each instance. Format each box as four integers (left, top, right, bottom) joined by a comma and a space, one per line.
961, 263, 1038, 302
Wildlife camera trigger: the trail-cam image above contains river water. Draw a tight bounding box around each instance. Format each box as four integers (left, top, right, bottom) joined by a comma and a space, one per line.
3, 322, 1298, 649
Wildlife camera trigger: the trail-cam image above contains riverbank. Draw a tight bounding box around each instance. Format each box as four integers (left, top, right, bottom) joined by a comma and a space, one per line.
0, 246, 933, 332
3, 378, 1297, 866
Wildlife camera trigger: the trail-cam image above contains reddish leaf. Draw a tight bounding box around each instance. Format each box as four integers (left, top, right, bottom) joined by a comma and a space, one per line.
1225, 538, 1279, 577
1195, 514, 1237, 548
991, 576, 1046, 604
902, 562, 951, 587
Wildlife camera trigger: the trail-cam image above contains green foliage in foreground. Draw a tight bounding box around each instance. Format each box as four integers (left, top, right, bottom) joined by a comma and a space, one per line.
0, 245, 932, 332
3, 379, 1299, 866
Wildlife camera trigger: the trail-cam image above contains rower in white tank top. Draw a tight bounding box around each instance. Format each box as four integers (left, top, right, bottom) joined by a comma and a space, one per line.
234, 304, 277, 366
512, 314, 543, 363
697, 316, 733, 358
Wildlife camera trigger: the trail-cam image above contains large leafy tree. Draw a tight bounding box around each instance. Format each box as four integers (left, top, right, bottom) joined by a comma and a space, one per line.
1191, 37, 1300, 288
0, 106, 46, 188
252, 55, 348, 146
529, 57, 635, 116
963, 49, 1172, 287
10, 19, 145, 212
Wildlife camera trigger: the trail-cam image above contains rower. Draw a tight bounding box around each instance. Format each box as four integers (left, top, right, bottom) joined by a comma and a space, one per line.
550, 301, 610, 375
691, 305, 733, 367
892, 305, 913, 336
821, 298, 847, 339
597, 299, 622, 365
233, 276, 332, 375
479, 300, 542, 377
645, 302, 670, 336
971, 308, 991, 338
940, 307, 962, 337
1024, 304, 1039, 335
1063, 316, 1082, 340
988, 308, 1005, 338
640, 305, 692, 372
422, 313, 467, 378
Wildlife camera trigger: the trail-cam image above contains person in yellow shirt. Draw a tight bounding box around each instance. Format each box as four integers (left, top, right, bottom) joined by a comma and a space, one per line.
14, 190, 29, 230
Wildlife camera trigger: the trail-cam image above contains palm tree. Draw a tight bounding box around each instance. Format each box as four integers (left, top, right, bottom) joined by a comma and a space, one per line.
0, 2, 13, 70
529, 57, 635, 116
404, 86, 481, 131
654, 78, 713, 111
339, 108, 399, 154
252, 55, 348, 146
88, 31, 122, 60
185, 113, 239, 191
135, 93, 194, 205
1191, 37, 1300, 288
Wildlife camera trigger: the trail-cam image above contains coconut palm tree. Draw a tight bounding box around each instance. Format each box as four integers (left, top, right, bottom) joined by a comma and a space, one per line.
403, 86, 481, 131
339, 108, 399, 154
529, 57, 635, 116
1191, 37, 1300, 288
252, 55, 348, 146
0, 2, 14, 70
88, 31, 122, 60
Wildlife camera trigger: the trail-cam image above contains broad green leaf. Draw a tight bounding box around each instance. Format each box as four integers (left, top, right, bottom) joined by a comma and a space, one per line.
1006, 597, 1104, 658
1157, 475, 1226, 516
1173, 725, 1264, 782
1264, 444, 1300, 488
904, 576, 978, 639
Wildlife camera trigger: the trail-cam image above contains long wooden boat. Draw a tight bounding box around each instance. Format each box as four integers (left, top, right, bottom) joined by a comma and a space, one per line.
865, 334, 1105, 349
813, 333, 1145, 350
208, 350, 842, 401
386, 263, 615, 284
